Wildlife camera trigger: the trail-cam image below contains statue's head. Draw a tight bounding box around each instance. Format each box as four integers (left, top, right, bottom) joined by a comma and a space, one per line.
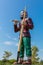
20, 10, 28, 19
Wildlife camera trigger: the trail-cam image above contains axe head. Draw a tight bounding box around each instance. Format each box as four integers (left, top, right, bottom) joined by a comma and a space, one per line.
17, 51, 20, 63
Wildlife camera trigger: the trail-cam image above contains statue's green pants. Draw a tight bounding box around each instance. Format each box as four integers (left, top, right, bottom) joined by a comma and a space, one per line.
19, 37, 31, 58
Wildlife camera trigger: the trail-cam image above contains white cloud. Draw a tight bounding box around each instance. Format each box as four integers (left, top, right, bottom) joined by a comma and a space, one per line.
6, 34, 18, 41
4, 41, 18, 46
13, 38, 18, 41
4, 41, 12, 45
7, 35, 11, 39
16, 43, 18, 46
39, 49, 43, 52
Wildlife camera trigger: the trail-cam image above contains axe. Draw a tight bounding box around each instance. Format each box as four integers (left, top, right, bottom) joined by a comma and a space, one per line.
17, 9, 26, 63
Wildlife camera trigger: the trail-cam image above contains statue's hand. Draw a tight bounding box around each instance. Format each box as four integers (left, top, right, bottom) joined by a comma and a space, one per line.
12, 20, 18, 24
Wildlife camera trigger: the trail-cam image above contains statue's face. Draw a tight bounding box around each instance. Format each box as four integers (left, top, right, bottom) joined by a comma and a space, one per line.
20, 11, 28, 19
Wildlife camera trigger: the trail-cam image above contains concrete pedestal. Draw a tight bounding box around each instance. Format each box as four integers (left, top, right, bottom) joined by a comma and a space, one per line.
15, 64, 30, 65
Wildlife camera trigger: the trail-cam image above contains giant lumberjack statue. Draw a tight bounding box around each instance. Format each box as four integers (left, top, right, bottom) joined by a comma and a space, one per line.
13, 9, 34, 65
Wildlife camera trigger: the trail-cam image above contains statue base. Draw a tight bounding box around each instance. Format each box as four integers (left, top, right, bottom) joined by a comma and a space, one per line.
14, 64, 30, 65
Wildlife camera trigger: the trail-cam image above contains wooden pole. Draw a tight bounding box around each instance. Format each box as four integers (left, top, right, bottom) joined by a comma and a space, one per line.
17, 8, 26, 63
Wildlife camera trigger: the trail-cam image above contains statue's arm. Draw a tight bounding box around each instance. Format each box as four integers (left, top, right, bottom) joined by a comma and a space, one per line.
27, 18, 34, 29
14, 23, 21, 32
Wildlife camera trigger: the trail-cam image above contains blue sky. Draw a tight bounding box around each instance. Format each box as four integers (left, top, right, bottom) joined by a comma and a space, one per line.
0, 0, 43, 60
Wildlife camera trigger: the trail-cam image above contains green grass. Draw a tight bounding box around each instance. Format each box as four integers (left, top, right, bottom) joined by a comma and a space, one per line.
0, 62, 13, 65
0, 59, 16, 65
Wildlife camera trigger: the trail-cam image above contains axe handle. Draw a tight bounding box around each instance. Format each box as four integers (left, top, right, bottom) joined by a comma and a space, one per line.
17, 11, 26, 63
17, 21, 24, 63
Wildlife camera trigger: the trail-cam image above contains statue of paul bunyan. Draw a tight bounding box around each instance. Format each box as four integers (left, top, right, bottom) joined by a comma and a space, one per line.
13, 9, 34, 65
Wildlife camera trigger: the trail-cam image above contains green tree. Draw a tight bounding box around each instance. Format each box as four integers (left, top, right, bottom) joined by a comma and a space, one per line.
32, 46, 39, 65
3, 51, 12, 61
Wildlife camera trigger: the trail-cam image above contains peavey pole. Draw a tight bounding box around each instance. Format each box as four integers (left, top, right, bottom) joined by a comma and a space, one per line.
17, 7, 26, 63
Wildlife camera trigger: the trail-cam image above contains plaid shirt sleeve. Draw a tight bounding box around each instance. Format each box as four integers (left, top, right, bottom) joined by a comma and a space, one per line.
14, 23, 21, 32
27, 18, 34, 29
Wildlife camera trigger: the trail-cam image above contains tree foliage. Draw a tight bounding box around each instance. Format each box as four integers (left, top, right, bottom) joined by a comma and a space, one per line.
3, 51, 12, 61
32, 46, 39, 65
